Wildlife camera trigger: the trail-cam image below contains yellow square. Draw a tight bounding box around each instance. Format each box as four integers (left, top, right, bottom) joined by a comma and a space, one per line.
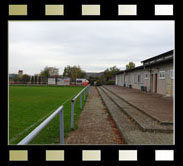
82, 5, 100, 16
45, 5, 64, 15
9, 5, 27, 16
9, 150, 28, 161
46, 150, 64, 161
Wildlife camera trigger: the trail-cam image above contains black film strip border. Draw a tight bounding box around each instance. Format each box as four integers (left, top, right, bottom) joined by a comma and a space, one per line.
6, 0, 176, 19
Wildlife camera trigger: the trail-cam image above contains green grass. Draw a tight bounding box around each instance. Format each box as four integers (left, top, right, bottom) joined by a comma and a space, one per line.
9, 85, 87, 144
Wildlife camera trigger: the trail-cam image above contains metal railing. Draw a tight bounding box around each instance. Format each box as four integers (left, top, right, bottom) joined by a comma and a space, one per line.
17, 85, 90, 145
18, 105, 64, 145
71, 85, 90, 129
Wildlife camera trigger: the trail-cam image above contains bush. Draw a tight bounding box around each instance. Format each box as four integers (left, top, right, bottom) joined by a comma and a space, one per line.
106, 80, 115, 85
95, 80, 102, 86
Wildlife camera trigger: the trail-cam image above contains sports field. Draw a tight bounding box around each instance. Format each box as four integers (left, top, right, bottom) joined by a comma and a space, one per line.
9, 85, 85, 145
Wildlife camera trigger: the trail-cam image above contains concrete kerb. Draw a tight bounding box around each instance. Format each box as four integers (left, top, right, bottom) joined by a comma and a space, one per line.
96, 87, 128, 144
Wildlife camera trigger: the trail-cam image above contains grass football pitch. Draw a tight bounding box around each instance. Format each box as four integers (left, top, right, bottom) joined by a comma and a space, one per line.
9, 85, 85, 144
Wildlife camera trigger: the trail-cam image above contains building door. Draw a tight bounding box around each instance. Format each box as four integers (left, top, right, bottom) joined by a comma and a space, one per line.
155, 73, 158, 93
151, 74, 153, 92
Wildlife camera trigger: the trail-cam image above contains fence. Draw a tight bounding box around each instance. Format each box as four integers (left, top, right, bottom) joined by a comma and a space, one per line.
17, 105, 64, 145
71, 85, 90, 129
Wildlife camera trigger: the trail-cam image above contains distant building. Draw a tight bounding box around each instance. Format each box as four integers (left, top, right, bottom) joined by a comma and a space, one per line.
115, 50, 174, 96
18, 70, 23, 78
9, 74, 18, 80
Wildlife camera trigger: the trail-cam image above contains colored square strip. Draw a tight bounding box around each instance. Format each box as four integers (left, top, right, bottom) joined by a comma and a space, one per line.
8, 4, 174, 16
9, 150, 175, 161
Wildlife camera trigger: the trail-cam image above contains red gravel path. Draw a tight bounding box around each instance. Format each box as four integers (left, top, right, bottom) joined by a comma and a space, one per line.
65, 86, 124, 144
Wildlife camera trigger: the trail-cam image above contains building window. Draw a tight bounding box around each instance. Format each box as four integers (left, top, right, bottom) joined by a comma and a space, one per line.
159, 71, 165, 79
137, 74, 141, 83
144, 73, 148, 79
170, 70, 174, 79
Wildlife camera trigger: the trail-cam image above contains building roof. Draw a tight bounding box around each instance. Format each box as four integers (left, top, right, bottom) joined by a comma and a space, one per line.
141, 50, 173, 65
116, 65, 143, 75
116, 50, 174, 75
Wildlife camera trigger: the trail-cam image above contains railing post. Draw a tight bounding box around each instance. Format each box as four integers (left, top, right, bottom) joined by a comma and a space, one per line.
87, 86, 89, 96
80, 94, 82, 109
60, 109, 64, 144
84, 89, 86, 101
71, 100, 75, 129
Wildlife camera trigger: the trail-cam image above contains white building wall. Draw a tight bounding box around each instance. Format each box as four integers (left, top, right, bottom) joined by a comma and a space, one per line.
115, 62, 173, 96
153, 63, 173, 96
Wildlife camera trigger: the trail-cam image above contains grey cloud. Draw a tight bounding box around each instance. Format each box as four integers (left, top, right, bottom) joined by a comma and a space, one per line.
9, 21, 174, 75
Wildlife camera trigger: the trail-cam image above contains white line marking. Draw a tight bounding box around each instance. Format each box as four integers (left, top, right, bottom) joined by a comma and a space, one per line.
10, 95, 75, 143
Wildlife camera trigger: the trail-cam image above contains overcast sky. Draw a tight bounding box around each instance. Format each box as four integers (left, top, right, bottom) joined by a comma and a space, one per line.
9, 21, 174, 75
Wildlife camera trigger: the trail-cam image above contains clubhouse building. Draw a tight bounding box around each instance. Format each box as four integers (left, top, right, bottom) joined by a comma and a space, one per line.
115, 50, 174, 96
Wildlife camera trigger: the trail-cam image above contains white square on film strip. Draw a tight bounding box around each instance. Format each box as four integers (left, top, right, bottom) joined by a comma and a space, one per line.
118, 5, 137, 15
155, 150, 174, 161
155, 5, 174, 16
119, 150, 137, 161
82, 150, 101, 161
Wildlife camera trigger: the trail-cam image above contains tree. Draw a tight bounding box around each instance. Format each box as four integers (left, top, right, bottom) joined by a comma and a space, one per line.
71, 66, 81, 81
38, 76, 41, 84
34, 75, 37, 84
104, 66, 120, 81
22, 74, 30, 83
13, 76, 19, 83
40, 66, 59, 78
126, 62, 135, 70
63, 65, 72, 78
48, 67, 59, 76
40, 67, 50, 78
63, 65, 86, 81
31, 76, 34, 84
88, 76, 95, 85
